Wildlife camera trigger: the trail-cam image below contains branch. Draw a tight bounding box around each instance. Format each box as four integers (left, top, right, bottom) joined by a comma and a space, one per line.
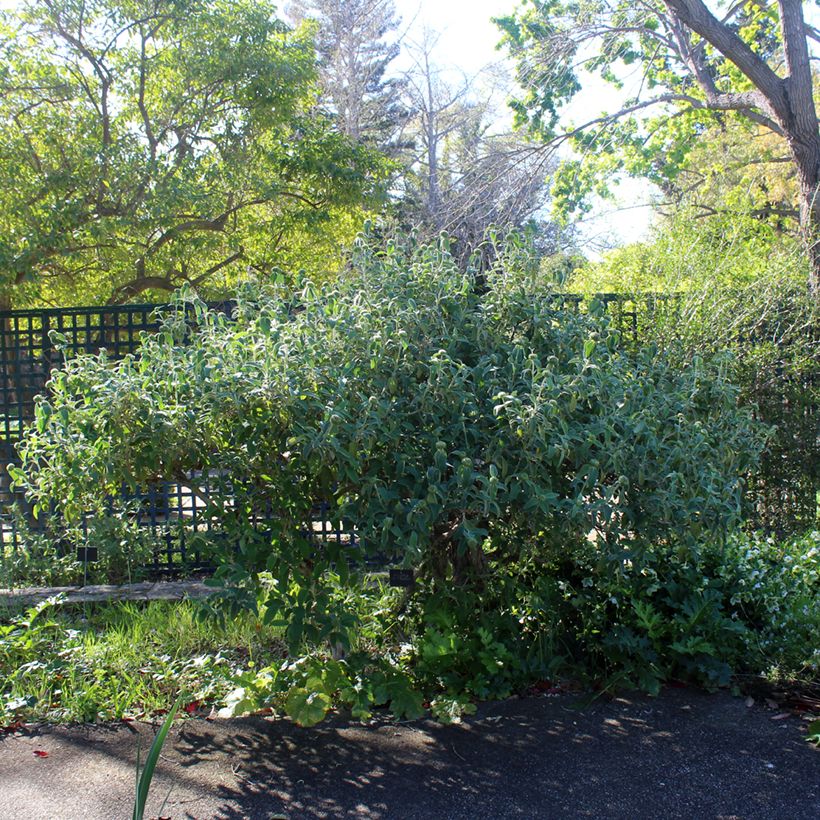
106, 275, 175, 305
778, 0, 817, 135
137, 28, 156, 160
663, 0, 789, 122
187, 250, 245, 288
805, 22, 820, 45
144, 199, 260, 258
556, 91, 780, 148
46, 4, 113, 150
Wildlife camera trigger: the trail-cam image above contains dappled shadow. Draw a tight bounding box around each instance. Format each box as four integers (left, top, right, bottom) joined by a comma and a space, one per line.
168, 688, 818, 819
2, 688, 818, 819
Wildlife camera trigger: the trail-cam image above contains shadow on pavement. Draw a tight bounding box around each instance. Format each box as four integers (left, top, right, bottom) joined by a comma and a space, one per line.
1, 687, 818, 819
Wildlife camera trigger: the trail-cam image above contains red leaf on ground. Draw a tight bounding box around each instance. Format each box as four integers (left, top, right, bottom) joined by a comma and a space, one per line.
32, 750, 49, 758
183, 700, 202, 715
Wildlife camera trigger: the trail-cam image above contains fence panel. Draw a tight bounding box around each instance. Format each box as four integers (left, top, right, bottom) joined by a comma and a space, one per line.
2, 296, 816, 578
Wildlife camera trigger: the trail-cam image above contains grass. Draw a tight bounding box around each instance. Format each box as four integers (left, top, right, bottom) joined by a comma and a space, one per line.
0, 599, 286, 725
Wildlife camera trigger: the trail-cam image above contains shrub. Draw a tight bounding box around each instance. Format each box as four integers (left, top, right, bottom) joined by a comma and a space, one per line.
555, 528, 820, 692
567, 214, 819, 535
11, 235, 770, 715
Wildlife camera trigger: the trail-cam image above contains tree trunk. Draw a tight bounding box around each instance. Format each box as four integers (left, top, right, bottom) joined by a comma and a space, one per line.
665, 0, 820, 295
778, 0, 820, 295
791, 146, 820, 295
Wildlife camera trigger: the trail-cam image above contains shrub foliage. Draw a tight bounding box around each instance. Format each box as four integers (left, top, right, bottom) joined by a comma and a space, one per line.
12, 236, 774, 717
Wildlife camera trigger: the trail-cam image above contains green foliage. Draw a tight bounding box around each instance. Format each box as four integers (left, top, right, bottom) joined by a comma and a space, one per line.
570, 209, 805, 296
10, 235, 778, 722
0, 0, 386, 307
16, 236, 764, 568
495, 1, 796, 221
1, 528, 817, 727
0, 599, 284, 725
133, 694, 182, 820
1, 505, 161, 587
217, 650, 427, 725
716, 530, 820, 674
568, 207, 818, 534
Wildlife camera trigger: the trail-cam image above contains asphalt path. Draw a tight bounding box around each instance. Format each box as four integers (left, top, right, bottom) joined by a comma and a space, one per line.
1, 687, 818, 819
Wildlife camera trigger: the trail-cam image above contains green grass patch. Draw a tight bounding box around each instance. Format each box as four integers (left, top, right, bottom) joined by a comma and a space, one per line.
0, 599, 286, 725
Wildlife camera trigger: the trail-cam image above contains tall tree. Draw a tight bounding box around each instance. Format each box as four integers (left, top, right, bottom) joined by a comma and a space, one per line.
286, 0, 407, 151
400, 33, 473, 231
399, 33, 565, 267
0, 0, 384, 308
497, 0, 820, 293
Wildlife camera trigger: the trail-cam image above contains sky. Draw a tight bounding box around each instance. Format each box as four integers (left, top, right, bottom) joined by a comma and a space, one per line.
394, 0, 656, 252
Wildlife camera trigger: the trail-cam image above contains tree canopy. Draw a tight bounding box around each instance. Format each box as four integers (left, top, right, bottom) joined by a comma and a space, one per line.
0, 0, 386, 308
287, 0, 408, 152
497, 0, 820, 292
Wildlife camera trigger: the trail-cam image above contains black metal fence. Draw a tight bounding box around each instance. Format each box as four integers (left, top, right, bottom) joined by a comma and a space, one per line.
1, 296, 816, 578
0, 301, 378, 577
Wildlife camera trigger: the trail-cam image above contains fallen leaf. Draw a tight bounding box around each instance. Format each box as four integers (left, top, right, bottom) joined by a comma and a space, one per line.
32, 750, 48, 758
771, 712, 791, 721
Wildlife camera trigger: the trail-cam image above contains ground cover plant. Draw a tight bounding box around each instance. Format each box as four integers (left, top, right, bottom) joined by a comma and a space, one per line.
1, 529, 817, 727
8, 236, 818, 725
0, 598, 287, 725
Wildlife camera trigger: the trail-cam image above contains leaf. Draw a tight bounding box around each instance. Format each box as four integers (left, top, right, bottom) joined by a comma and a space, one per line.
133, 694, 182, 820
284, 687, 332, 727
387, 684, 425, 721
806, 719, 820, 746
32, 750, 49, 758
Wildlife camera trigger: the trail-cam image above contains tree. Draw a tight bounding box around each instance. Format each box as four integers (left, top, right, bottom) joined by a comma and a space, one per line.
286, 0, 407, 152
398, 33, 569, 267
0, 0, 385, 308
400, 33, 475, 233
497, 0, 820, 293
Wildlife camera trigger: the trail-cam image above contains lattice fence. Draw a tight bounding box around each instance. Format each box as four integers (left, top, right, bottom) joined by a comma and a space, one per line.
1, 296, 816, 578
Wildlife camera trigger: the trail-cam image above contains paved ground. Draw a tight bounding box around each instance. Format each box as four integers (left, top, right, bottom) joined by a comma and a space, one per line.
0, 687, 818, 820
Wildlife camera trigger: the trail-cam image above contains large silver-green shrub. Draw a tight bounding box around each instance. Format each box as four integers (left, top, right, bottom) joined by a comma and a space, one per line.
13, 237, 765, 645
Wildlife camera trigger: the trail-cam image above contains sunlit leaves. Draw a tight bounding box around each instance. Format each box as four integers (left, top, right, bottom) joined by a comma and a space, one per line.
0, 0, 386, 306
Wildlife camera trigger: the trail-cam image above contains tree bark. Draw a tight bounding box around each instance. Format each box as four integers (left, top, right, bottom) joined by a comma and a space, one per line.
778, 0, 820, 295
789, 140, 820, 295
665, 0, 820, 294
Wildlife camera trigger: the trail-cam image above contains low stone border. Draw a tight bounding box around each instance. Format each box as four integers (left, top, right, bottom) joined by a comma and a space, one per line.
0, 580, 214, 608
